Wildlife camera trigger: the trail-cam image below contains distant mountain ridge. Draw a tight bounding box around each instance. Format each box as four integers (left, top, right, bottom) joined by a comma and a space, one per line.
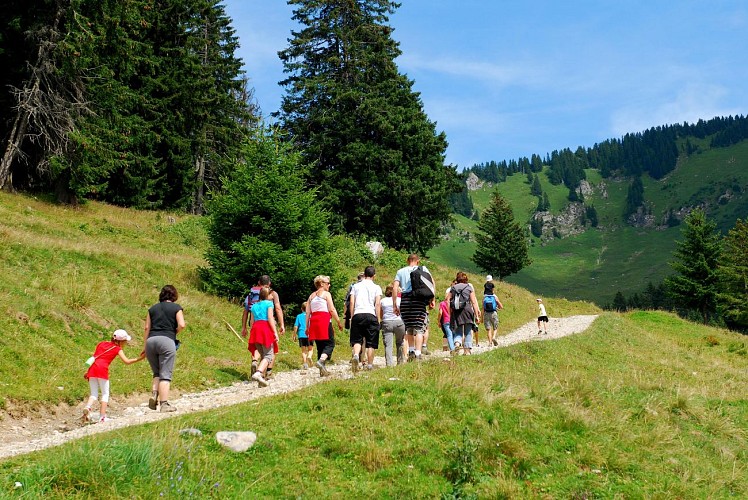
434, 115, 748, 306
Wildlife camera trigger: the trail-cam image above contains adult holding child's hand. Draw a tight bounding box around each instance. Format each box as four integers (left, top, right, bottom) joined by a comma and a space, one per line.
143, 285, 185, 413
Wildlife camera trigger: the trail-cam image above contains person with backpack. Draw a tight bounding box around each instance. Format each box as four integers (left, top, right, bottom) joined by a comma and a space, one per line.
447, 272, 481, 355
482, 285, 504, 347
392, 254, 436, 361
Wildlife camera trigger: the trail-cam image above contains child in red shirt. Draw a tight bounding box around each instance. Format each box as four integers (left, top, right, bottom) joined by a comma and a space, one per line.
83, 329, 144, 423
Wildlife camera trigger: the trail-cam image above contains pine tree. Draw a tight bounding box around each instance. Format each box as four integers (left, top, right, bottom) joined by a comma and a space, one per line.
664, 208, 722, 323
472, 191, 530, 279
530, 174, 542, 196
277, 0, 459, 252
201, 128, 341, 306
624, 175, 644, 218
716, 219, 748, 330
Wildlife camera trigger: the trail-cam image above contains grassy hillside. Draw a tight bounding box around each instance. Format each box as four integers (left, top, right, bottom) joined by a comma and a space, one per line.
0, 191, 594, 409
433, 140, 748, 305
2, 311, 745, 497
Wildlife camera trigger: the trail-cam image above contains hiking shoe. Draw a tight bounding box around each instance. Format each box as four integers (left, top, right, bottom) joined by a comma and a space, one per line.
302, 363, 309, 370
397, 353, 405, 365
407, 351, 416, 362
454, 340, 462, 349
160, 401, 177, 413
538, 330, 542, 335
364, 364, 374, 371
351, 357, 359, 373
252, 371, 269, 387
316, 360, 330, 377
422, 345, 431, 356
492, 338, 499, 346
148, 396, 158, 411
265, 369, 273, 380
250, 360, 258, 376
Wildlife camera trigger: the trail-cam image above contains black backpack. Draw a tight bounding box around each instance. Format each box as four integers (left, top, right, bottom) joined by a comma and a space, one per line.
450, 284, 471, 311
410, 266, 435, 301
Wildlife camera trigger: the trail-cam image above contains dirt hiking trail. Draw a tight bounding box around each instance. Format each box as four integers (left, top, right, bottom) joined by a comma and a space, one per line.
0, 315, 598, 460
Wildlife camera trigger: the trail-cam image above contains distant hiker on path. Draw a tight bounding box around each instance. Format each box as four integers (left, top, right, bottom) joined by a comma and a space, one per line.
482, 277, 504, 346
393, 254, 436, 361
143, 285, 186, 413
82, 329, 144, 423
306, 275, 343, 377
537, 298, 549, 334
247, 287, 279, 387
447, 272, 481, 355
349, 266, 382, 372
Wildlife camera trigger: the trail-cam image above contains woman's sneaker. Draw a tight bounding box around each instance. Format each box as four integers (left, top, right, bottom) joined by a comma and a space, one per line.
316, 360, 330, 377
148, 395, 158, 411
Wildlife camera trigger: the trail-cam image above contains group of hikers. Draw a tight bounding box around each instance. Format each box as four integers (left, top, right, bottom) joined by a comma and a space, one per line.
80, 254, 551, 421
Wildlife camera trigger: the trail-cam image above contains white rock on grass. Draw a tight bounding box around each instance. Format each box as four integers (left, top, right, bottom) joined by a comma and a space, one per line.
216, 431, 257, 452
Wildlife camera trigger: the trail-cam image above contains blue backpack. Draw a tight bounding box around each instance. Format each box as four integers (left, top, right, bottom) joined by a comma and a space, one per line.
483, 295, 497, 313
244, 286, 262, 311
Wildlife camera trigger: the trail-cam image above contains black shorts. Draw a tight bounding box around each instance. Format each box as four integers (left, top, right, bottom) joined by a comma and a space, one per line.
538, 316, 549, 323
298, 337, 311, 347
350, 313, 380, 349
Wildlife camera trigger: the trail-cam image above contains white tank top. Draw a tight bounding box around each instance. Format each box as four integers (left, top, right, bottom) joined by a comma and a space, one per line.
310, 294, 329, 313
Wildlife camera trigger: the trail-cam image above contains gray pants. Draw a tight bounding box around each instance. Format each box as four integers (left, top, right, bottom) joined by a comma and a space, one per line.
146, 335, 177, 382
381, 319, 406, 366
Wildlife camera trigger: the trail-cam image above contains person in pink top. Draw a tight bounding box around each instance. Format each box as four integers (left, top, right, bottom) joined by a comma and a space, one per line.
82, 329, 145, 423
437, 286, 455, 353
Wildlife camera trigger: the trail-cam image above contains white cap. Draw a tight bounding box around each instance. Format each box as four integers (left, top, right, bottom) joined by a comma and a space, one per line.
486, 275, 493, 281
113, 329, 132, 341
536, 298, 542, 302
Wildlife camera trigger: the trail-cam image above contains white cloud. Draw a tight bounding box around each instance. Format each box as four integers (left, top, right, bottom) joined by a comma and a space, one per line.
610, 83, 741, 135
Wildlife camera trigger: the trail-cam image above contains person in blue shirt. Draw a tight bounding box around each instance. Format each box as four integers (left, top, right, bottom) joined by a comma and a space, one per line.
293, 301, 311, 369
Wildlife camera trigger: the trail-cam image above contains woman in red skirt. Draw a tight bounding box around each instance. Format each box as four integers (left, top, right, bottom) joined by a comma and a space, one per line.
248, 287, 279, 387
306, 275, 343, 377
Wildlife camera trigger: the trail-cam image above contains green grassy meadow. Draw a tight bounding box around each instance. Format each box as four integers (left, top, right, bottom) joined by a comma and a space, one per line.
2, 311, 746, 497
433, 140, 748, 306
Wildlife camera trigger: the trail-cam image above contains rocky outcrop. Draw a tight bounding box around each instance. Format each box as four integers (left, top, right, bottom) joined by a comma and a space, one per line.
532, 202, 588, 241
466, 172, 484, 191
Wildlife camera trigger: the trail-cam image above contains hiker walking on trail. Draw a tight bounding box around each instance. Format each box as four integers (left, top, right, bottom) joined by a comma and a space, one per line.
293, 302, 312, 369
482, 276, 504, 346
393, 254, 436, 361
537, 298, 549, 334
437, 287, 454, 353
241, 275, 285, 379
247, 287, 279, 387
349, 266, 382, 372
82, 329, 145, 423
380, 283, 405, 366
143, 285, 186, 413
447, 272, 481, 355
306, 275, 343, 377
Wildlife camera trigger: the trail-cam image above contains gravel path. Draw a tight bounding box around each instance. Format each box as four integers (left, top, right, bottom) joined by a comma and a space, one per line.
0, 315, 597, 460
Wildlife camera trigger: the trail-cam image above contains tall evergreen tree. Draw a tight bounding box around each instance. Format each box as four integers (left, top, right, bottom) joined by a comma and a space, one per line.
277, 0, 459, 252
664, 208, 722, 323
530, 174, 542, 196
472, 191, 530, 279
624, 175, 644, 218
201, 128, 341, 306
716, 219, 748, 331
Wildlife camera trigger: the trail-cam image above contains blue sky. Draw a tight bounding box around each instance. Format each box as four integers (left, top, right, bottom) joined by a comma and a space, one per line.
223, 1, 748, 169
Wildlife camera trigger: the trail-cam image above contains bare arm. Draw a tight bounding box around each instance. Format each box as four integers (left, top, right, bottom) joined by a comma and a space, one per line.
118, 349, 144, 365
267, 304, 279, 340
141, 312, 151, 356
176, 309, 186, 334
470, 290, 481, 322
375, 294, 382, 323
392, 280, 400, 316
306, 294, 313, 332
273, 292, 285, 333
241, 307, 249, 337
326, 292, 343, 330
